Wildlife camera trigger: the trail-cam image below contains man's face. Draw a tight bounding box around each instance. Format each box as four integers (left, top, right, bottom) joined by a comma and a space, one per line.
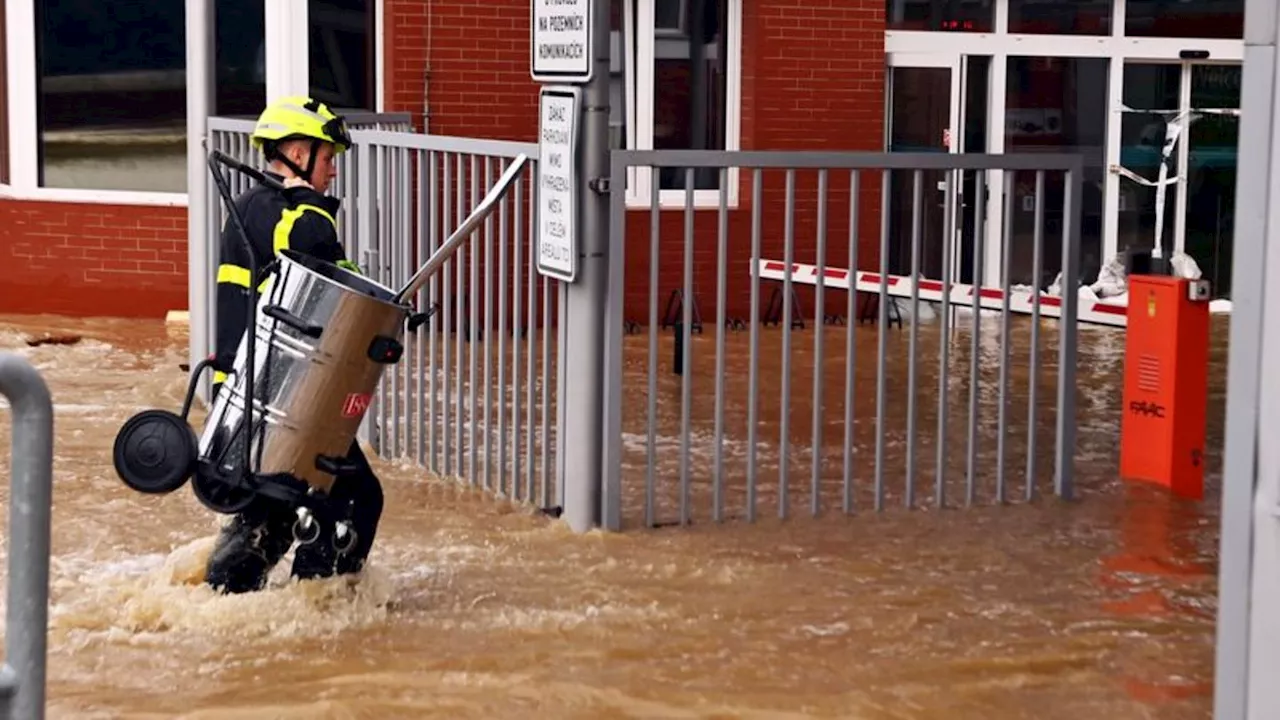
283, 140, 338, 194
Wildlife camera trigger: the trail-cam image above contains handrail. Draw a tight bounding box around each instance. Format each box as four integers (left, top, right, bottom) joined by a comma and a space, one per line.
392, 153, 532, 304
0, 353, 53, 720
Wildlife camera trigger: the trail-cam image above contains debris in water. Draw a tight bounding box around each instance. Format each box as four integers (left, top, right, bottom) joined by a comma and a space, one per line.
25, 334, 82, 347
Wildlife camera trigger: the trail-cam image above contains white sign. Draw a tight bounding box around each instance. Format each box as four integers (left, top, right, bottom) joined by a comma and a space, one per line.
536, 87, 580, 283
531, 0, 593, 83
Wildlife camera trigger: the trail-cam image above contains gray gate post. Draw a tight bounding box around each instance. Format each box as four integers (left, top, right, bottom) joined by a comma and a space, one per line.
559, 0, 613, 533
0, 353, 53, 720
1215, 0, 1280, 717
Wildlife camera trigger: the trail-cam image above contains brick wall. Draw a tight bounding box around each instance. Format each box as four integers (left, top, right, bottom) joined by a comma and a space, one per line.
1, 0, 885, 323
385, 0, 888, 325
0, 200, 187, 317
385, 0, 539, 139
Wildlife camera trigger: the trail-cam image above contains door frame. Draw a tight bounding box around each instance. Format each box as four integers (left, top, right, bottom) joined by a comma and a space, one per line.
885, 52, 964, 283
886, 51, 1000, 287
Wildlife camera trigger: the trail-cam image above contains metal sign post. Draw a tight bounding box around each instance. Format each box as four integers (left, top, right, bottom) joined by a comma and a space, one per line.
530, 0, 610, 532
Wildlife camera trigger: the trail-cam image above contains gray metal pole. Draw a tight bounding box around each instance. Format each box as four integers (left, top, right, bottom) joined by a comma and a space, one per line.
1217, 0, 1280, 717
0, 353, 54, 720
186, 0, 215, 404
560, 0, 612, 532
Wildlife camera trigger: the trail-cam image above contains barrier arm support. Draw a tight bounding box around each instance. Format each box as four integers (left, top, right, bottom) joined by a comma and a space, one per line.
0, 353, 53, 720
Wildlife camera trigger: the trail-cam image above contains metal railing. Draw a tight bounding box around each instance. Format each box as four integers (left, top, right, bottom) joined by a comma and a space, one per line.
601, 150, 1085, 530
0, 353, 54, 719
202, 119, 565, 510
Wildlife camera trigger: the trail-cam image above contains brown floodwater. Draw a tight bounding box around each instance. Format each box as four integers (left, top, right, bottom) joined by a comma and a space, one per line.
0, 308, 1225, 719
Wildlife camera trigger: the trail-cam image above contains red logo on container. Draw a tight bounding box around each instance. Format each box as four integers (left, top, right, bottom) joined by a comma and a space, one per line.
341, 393, 372, 418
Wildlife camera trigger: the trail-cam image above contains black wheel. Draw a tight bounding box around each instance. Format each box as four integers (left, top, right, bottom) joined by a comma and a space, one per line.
112, 410, 197, 495
191, 470, 258, 514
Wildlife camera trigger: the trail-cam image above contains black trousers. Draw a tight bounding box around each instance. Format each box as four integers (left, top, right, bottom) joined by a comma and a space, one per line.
203, 439, 385, 595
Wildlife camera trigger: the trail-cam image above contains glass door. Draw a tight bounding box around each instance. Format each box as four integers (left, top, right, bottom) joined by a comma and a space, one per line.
886, 53, 961, 280
886, 53, 988, 283
1115, 60, 1240, 297
1183, 63, 1239, 296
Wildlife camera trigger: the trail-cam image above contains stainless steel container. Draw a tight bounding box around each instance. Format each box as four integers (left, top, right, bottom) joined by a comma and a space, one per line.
198, 248, 409, 494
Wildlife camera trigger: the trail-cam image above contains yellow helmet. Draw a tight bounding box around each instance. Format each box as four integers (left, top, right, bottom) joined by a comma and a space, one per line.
250, 96, 352, 154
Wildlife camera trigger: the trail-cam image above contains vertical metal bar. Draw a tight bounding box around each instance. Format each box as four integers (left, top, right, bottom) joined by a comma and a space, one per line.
0, 353, 53, 720
483, 157, 495, 491
603, 146, 628, 532
1026, 170, 1045, 500
527, 168, 538, 503
937, 168, 956, 510
556, 281, 569, 512
398, 147, 411, 459
996, 169, 1015, 503
513, 171, 525, 501
455, 153, 466, 482
811, 168, 829, 518
442, 153, 454, 478
469, 155, 480, 485
779, 168, 796, 520
1054, 166, 1081, 500
843, 170, 859, 514
428, 151, 440, 474
906, 169, 922, 509
541, 265, 552, 509
965, 171, 987, 506
679, 166, 695, 526
746, 169, 763, 523
498, 158, 510, 497
874, 168, 890, 512
646, 169, 660, 527
377, 145, 392, 457
416, 151, 428, 469
714, 167, 729, 523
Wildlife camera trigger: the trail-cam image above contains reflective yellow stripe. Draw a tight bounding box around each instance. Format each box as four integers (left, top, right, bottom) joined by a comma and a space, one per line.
213, 370, 228, 384
216, 263, 271, 291
273, 203, 337, 255
216, 263, 251, 287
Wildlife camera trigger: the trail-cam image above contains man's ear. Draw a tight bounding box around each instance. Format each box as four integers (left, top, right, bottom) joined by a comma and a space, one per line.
284, 141, 307, 166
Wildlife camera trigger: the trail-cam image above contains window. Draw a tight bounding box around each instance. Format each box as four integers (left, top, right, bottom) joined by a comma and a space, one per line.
886, 0, 994, 33
1005, 57, 1109, 286
618, 0, 741, 208
309, 0, 376, 112
216, 0, 267, 117
1007, 0, 1111, 36
4, 0, 379, 201
654, 0, 685, 35
1125, 0, 1243, 39
35, 0, 187, 193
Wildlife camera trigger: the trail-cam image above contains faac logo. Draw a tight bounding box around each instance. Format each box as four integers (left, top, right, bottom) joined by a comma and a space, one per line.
341, 392, 373, 418
1129, 400, 1166, 418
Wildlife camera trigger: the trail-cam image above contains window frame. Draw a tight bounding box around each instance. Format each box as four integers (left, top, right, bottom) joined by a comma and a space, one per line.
4, 0, 188, 205
654, 0, 687, 37
1, 0, 383, 207
629, 0, 742, 210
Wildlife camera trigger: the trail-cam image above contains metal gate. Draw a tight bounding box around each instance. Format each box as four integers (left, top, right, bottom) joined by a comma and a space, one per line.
201, 118, 565, 510
600, 150, 1086, 530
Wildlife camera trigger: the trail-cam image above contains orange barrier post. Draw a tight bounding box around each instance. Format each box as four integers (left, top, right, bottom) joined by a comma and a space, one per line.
1119, 261, 1211, 500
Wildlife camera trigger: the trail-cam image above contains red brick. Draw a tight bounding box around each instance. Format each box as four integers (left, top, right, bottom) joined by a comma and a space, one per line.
4, 0, 885, 322
0, 200, 187, 318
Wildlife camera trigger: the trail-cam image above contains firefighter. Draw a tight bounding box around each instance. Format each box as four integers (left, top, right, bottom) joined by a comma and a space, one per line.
203, 96, 385, 595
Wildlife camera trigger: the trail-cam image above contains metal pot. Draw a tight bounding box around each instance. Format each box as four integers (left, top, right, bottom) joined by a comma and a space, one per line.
198, 248, 408, 496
